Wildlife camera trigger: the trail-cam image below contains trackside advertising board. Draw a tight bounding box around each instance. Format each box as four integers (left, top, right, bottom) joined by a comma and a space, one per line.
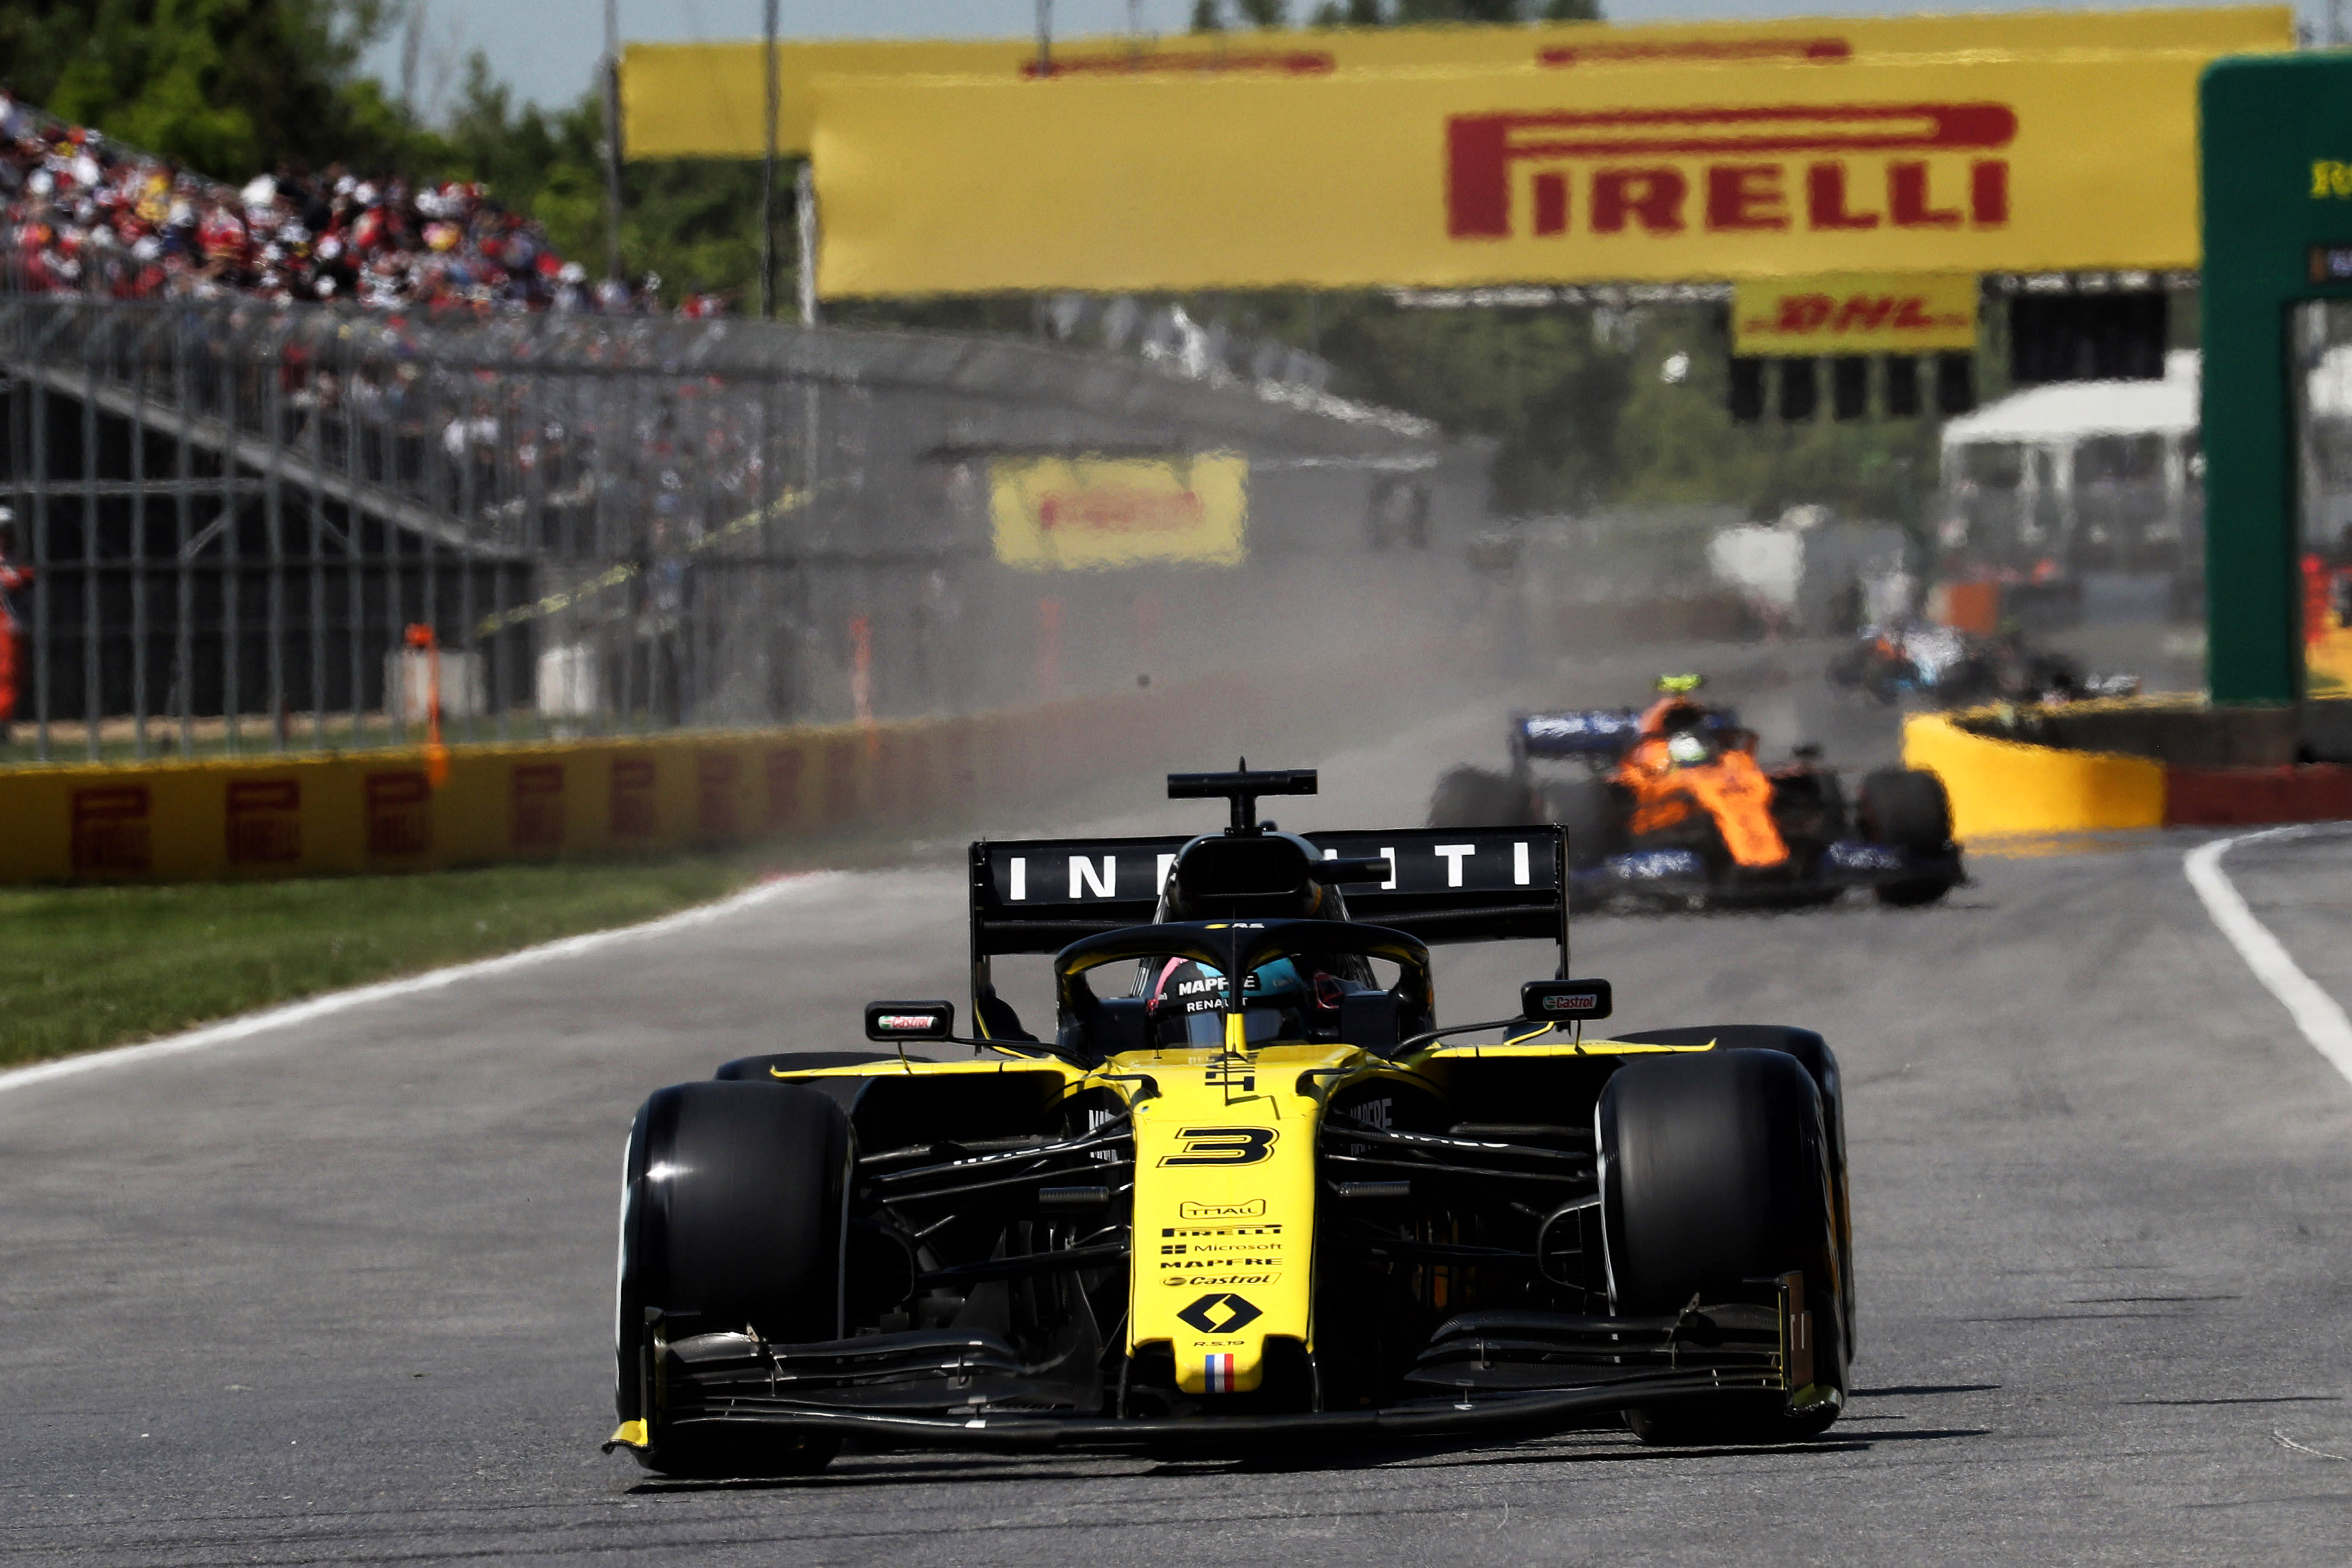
1732, 272, 1980, 354
812, 49, 2217, 296
990, 454, 1248, 570
620, 7, 2290, 159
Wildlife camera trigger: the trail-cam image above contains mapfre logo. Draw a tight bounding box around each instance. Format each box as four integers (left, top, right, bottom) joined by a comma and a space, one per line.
1445, 102, 2016, 242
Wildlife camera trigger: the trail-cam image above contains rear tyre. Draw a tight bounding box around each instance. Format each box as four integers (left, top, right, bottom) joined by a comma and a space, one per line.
617, 1081, 849, 1477
1428, 765, 1528, 828
1858, 767, 1957, 908
1537, 777, 1621, 868
1600, 1050, 1845, 1445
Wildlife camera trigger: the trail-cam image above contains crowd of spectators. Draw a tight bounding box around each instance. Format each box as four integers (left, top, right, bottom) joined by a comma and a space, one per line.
0, 92, 686, 315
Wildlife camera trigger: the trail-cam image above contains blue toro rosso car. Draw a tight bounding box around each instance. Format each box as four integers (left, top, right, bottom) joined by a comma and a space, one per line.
1429, 683, 1964, 909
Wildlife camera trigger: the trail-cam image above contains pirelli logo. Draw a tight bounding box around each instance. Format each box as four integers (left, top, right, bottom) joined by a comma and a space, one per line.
1446, 102, 2015, 242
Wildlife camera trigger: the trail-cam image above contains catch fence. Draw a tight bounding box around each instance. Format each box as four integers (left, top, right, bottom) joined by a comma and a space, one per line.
0, 296, 1477, 764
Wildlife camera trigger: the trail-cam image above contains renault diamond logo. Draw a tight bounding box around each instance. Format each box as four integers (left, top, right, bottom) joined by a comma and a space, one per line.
1176, 1292, 1263, 1335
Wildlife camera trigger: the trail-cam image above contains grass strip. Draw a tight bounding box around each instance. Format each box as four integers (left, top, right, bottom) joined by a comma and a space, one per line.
0, 854, 767, 1070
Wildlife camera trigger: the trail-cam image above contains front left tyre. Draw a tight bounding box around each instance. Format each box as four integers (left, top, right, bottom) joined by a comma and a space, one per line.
617, 1080, 849, 1476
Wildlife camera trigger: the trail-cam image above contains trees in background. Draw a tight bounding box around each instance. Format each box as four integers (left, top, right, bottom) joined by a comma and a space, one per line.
3, 0, 1937, 523
2, 0, 420, 177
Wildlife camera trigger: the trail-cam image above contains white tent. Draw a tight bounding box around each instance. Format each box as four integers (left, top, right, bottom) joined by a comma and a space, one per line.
1938, 351, 2200, 573
1940, 350, 2199, 451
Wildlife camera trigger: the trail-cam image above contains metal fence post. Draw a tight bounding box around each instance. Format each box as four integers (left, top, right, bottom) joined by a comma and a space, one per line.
265, 316, 288, 751
81, 311, 107, 760
173, 309, 194, 757
220, 312, 242, 754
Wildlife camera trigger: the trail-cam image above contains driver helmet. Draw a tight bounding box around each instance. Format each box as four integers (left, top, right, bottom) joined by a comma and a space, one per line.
1144, 955, 1313, 1047
1664, 728, 1712, 766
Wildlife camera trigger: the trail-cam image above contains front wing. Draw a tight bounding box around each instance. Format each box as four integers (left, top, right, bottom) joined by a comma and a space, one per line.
610, 1288, 1816, 1453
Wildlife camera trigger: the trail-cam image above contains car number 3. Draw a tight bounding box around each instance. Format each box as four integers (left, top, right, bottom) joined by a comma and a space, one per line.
1159, 1127, 1278, 1166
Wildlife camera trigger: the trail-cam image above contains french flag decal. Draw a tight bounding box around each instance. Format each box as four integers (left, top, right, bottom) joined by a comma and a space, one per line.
1204, 1353, 1237, 1393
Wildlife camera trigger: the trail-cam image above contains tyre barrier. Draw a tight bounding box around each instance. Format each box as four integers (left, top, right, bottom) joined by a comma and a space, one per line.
1902, 709, 2352, 837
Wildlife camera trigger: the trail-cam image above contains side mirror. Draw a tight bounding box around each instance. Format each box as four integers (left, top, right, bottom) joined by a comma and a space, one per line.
1310, 855, 1393, 886
1521, 979, 1611, 1024
866, 1000, 955, 1042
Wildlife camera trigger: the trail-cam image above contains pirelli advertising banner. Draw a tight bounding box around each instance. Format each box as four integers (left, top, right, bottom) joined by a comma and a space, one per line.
1732, 272, 1980, 355
624, 6, 2288, 159
991, 454, 1248, 570
814, 49, 2215, 296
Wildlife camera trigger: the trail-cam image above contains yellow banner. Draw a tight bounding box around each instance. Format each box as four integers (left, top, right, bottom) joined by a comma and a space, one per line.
1733, 272, 1980, 354
815, 49, 2219, 296
990, 455, 1248, 570
621, 7, 2290, 159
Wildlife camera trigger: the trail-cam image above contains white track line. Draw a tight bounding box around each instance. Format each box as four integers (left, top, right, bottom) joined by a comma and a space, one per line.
0, 871, 848, 1098
2184, 826, 2352, 1088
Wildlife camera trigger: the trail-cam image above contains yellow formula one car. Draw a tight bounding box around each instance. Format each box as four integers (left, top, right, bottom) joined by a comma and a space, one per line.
607, 768, 1852, 1475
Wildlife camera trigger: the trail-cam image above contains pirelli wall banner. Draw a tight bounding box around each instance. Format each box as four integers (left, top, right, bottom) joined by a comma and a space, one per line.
622, 6, 2289, 159
1732, 272, 1980, 355
814, 49, 2218, 296
990, 454, 1248, 570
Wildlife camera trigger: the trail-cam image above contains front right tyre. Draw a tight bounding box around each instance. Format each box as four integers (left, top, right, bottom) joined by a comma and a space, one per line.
1428, 765, 1530, 828
1859, 767, 1958, 908
1599, 1049, 1846, 1446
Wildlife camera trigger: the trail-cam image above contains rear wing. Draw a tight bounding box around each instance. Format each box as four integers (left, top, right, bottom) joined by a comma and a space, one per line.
968, 824, 1568, 957
1515, 706, 1742, 760
1516, 710, 1641, 759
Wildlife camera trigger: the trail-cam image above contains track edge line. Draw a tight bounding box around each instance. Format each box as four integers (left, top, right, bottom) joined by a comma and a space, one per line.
0, 870, 849, 1097
2183, 826, 2352, 1089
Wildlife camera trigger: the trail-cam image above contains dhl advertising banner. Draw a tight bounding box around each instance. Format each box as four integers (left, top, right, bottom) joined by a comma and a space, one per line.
813, 49, 2215, 296
1733, 272, 1979, 355
990, 454, 1248, 570
622, 6, 2289, 159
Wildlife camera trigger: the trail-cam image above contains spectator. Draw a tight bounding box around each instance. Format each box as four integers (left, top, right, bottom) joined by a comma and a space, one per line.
0, 90, 677, 317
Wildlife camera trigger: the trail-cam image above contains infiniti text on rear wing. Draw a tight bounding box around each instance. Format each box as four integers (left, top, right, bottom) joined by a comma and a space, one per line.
967, 825, 1568, 956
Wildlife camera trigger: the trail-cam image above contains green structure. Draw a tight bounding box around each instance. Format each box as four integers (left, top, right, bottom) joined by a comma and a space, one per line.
2202, 52, 2352, 704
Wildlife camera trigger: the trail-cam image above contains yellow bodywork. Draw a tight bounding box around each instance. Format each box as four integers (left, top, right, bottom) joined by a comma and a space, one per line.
1126, 1037, 1343, 1394
776, 1023, 1717, 1398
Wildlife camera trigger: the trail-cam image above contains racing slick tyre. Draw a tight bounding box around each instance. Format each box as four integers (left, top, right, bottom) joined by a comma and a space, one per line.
1428, 766, 1529, 828
616, 1081, 849, 1477
1537, 778, 1621, 868
1858, 767, 1957, 908
1609, 1028, 1853, 1359
1599, 1049, 1846, 1446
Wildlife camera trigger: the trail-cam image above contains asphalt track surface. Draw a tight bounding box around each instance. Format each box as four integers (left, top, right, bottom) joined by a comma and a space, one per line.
10, 654, 2352, 1565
